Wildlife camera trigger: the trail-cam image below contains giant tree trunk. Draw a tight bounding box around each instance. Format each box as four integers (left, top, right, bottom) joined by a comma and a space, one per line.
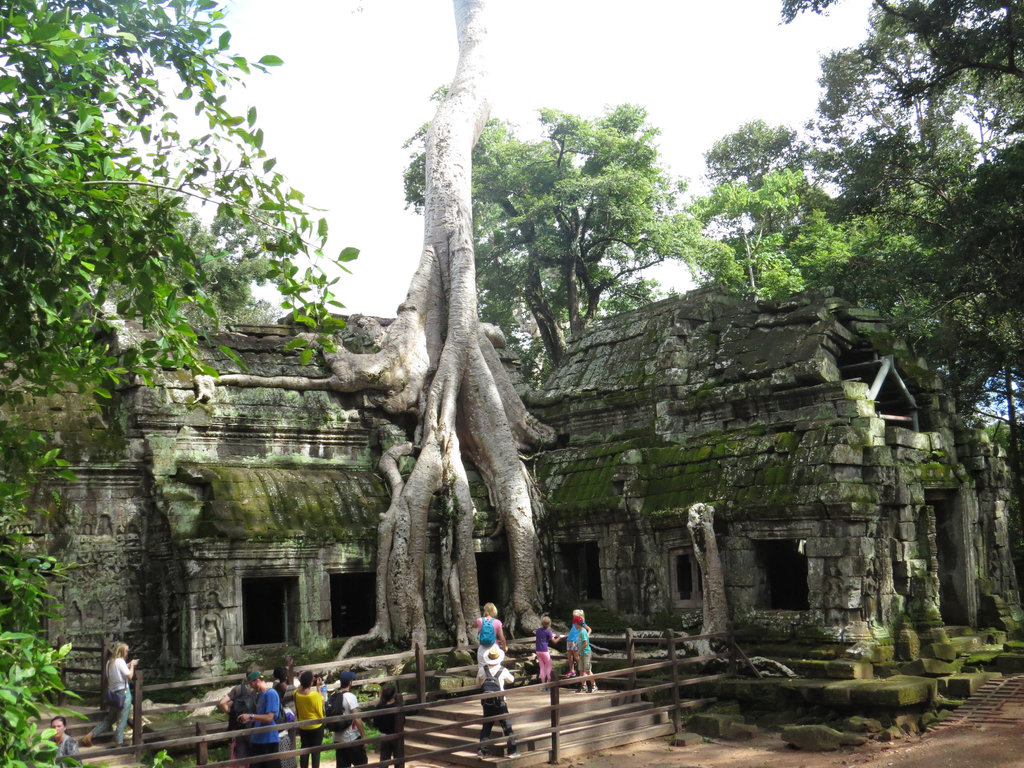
200, 0, 550, 651
686, 503, 728, 656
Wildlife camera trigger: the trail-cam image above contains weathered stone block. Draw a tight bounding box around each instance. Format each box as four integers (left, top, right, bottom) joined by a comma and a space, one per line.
670, 732, 703, 747
938, 672, 1001, 698
899, 658, 958, 677
920, 642, 957, 662
847, 676, 936, 708
994, 654, 1024, 673
688, 713, 742, 738
826, 659, 874, 679
896, 627, 920, 661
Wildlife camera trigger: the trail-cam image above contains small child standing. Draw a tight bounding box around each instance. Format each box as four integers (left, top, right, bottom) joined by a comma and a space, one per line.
534, 616, 560, 683
574, 615, 597, 693
563, 608, 591, 678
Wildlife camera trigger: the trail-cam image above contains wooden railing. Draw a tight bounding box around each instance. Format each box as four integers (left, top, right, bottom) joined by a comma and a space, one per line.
63, 625, 756, 766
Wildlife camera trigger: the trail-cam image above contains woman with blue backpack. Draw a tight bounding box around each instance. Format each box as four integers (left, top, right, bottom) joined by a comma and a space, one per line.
474, 602, 508, 671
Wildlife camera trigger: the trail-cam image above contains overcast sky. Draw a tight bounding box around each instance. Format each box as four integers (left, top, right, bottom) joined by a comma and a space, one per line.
220, 0, 874, 317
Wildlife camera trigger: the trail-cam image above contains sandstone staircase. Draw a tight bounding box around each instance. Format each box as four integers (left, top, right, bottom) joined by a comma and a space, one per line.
403, 687, 675, 766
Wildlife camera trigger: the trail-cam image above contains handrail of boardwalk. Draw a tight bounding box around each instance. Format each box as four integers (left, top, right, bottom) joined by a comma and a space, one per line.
60, 624, 756, 766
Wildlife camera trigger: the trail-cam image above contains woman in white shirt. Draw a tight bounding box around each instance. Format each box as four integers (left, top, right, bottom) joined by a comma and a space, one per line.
81, 641, 138, 747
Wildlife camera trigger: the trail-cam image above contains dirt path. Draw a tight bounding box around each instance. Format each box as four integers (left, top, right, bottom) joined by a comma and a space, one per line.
401, 722, 1022, 768
542, 723, 1023, 768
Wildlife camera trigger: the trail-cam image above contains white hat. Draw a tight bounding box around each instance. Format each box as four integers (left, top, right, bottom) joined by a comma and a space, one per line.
485, 645, 505, 665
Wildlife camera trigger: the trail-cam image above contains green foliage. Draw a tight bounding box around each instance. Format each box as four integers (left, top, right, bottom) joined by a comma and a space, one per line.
690, 120, 847, 301
408, 103, 707, 379
692, 168, 808, 299
178, 213, 280, 328
1, 427, 73, 767
0, 2, 349, 763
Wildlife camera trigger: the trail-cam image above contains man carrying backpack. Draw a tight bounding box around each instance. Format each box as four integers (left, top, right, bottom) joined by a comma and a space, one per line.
219, 668, 261, 767
476, 645, 518, 758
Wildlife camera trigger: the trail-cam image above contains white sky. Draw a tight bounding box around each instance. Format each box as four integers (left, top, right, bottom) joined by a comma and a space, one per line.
221, 0, 874, 317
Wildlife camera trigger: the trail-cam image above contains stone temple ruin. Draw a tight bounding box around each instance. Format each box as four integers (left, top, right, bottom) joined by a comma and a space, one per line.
32, 288, 1022, 674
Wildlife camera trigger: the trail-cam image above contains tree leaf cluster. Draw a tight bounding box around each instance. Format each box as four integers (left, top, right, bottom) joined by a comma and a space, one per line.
0, 2, 348, 762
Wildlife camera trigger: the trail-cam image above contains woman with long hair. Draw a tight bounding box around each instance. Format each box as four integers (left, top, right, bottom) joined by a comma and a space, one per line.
81, 641, 138, 747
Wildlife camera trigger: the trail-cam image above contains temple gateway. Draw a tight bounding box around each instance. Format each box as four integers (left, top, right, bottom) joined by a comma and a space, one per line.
35, 288, 1021, 674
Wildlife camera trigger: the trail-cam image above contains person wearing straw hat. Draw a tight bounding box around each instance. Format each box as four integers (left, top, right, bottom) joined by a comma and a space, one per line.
475, 645, 519, 758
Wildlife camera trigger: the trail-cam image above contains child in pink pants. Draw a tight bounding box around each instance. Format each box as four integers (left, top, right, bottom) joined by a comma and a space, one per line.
534, 616, 560, 683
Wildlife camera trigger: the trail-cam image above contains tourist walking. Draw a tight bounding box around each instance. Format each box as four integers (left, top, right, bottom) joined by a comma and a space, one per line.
476, 645, 519, 758
81, 641, 137, 748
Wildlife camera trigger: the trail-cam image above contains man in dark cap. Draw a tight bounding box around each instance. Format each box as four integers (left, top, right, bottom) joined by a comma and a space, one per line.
239, 670, 281, 768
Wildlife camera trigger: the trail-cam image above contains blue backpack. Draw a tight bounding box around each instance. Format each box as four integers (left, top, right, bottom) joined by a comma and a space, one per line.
478, 617, 496, 646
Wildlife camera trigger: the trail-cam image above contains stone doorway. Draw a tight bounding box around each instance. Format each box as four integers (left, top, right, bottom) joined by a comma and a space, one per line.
330, 572, 375, 638
753, 539, 809, 610
669, 547, 702, 610
558, 542, 603, 602
476, 551, 511, 610
929, 493, 971, 625
242, 576, 299, 645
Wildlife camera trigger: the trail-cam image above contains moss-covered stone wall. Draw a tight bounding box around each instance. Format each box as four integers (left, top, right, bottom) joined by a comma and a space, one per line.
532, 288, 1022, 643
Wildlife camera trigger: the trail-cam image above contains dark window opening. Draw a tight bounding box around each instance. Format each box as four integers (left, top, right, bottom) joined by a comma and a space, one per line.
330, 572, 376, 638
754, 539, 809, 610
837, 349, 919, 430
669, 548, 703, 609
558, 542, 603, 602
242, 576, 299, 646
476, 551, 510, 609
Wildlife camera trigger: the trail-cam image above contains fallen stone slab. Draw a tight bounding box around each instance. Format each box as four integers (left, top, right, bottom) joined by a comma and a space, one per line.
780, 724, 867, 751
670, 731, 703, 747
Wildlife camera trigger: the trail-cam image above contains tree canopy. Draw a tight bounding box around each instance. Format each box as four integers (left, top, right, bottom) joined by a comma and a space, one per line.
0, 1, 342, 762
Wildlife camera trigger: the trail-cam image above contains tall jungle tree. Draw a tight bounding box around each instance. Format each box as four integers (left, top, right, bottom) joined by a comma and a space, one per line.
212, 0, 554, 650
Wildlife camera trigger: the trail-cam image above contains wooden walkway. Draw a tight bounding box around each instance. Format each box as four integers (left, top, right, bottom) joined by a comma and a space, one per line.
403, 687, 675, 766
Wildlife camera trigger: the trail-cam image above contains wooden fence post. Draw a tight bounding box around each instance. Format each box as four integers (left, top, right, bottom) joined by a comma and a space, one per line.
415, 643, 426, 704
625, 629, 636, 690
132, 668, 144, 746
666, 629, 681, 733
286, 656, 294, 686
195, 722, 208, 765
395, 701, 406, 768
100, 640, 110, 702
549, 680, 560, 763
